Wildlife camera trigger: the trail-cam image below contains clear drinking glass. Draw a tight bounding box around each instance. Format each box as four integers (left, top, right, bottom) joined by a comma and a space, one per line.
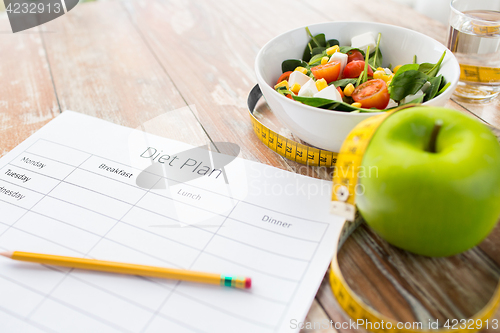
447, 0, 500, 102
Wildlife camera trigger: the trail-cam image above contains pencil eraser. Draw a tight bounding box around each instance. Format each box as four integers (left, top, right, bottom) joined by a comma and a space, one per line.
245, 278, 252, 289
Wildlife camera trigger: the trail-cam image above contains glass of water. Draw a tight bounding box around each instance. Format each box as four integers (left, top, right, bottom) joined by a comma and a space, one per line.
447, 0, 500, 102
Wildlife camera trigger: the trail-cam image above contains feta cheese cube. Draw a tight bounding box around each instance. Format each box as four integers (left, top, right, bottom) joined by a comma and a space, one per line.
387, 99, 398, 108
351, 32, 376, 53
421, 81, 431, 93
384, 68, 393, 75
329, 52, 348, 77
288, 71, 311, 87
313, 85, 342, 102
401, 89, 425, 104
298, 79, 318, 97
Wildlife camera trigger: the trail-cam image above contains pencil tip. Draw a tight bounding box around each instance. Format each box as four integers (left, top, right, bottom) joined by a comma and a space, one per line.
0, 251, 13, 258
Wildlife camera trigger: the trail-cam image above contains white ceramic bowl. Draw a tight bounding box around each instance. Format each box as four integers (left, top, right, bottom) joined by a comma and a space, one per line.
255, 22, 460, 152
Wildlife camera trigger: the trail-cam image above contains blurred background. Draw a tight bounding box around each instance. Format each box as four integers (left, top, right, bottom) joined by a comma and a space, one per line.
0, 0, 452, 26
393, 0, 451, 25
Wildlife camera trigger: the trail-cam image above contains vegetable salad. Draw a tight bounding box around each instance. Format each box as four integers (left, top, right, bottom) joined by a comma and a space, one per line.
274, 27, 449, 113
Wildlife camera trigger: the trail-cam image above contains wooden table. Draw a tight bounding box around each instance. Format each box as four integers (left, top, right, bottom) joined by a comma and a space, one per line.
1, 0, 499, 332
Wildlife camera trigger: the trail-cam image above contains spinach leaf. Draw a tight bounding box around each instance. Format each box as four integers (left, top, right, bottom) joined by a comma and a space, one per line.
339, 46, 365, 57
275, 88, 293, 96
424, 75, 442, 102
282, 59, 308, 73
389, 70, 428, 101
302, 27, 327, 62
418, 63, 435, 74
328, 102, 363, 112
311, 47, 327, 57
292, 95, 385, 113
399, 94, 425, 106
292, 95, 338, 108
332, 78, 357, 88
416, 51, 446, 78
310, 33, 326, 48
356, 71, 364, 87
362, 46, 371, 84
308, 53, 325, 66
302, 47, 312, 63
326, 39, 340, 47
327, 101, 385, 112
369, 49, 383, 69
358, 108, 386, 113
368, 33, 383, 69
392, 64, 419, 78
437, 81, 451, 96
425, 50, 446, 78
350, 47, 372, 87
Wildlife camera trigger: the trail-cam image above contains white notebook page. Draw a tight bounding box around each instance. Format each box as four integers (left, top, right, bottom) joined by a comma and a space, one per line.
0, 111, 345, 333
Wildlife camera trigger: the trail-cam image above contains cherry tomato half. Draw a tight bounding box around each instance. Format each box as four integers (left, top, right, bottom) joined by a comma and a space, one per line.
342, 60, 373, 79
346, 50, 364, 63
351, 79, 390, 109
310, 61, 341, 83
336, 86, 344, 99
277, 71, 292, 85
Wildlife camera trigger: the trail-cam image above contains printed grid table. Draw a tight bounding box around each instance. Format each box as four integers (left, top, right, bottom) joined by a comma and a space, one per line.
0, 112, 343, 333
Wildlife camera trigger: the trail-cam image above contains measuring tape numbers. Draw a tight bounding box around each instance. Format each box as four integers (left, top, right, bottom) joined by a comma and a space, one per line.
247, 85, 338, 167
459, 64, 500, 84
247, 84, 500, 332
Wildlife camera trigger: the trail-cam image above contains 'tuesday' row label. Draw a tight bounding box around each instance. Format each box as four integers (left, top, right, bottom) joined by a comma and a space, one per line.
0, 165, 60, 194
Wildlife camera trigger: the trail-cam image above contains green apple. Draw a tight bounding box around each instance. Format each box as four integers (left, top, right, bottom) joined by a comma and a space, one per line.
356, 107, 500, 257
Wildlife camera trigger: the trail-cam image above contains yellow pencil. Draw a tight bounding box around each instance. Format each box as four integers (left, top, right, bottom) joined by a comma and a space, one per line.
0, 251, 251, 289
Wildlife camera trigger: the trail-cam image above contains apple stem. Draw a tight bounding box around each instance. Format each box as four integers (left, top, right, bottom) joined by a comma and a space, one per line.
428, 120, 444, 153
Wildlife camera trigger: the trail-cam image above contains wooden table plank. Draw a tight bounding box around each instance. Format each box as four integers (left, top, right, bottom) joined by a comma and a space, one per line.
0, 18, 59, 157
303, 0, 449, 44
121, 0, 324, 173
451, 98, 500, 129
39, 1, 210, 146
300, 299, 338, 333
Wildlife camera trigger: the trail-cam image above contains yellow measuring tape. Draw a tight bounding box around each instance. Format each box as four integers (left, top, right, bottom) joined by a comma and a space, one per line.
247, 86, 338, 168
247, 84, 500, 332
460, 64, 500, 84
462, 21, 500, 84
472, 21, 500, 36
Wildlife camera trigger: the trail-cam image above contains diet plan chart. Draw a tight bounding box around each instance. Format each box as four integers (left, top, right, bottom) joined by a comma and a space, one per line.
0, 111, 346, 333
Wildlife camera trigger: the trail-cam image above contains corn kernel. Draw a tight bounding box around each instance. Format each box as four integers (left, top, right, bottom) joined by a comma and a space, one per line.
373, 70, 385, 80
351, 102, 362, 108
393, 65, 402, 73
377, 67, 384, 71
326, 45, 340, 55
344, 83, 355, 97
380, 73, 394, 83
294, 66, 308, 75
274, 80, 289, 90
321, 56, 329, 65
316, 78, 328, 91
290, 83, 301, 94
